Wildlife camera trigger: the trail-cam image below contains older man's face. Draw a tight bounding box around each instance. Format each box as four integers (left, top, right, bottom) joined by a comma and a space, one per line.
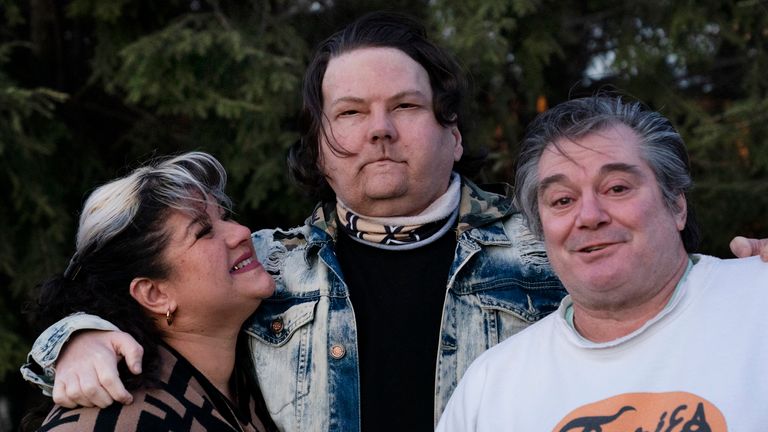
318, 47, 463, 217
536, 124, 688, 311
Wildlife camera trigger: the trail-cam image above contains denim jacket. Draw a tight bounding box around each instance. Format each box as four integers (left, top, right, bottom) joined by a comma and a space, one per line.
246, 178, 565, 431
21, 178, 565, 431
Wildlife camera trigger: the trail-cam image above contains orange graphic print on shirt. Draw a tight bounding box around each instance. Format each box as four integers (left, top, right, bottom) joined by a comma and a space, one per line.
553, 392, 726, 432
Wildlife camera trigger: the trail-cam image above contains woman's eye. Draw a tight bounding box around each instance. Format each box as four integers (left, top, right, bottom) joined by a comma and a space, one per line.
196, 224, 213, 239
339, 110, 358, 117
396, 103, 417, 109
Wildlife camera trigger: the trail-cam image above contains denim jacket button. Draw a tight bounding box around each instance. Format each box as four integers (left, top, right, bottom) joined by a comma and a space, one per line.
330, 344, 346, 359
270, 318, 284, 334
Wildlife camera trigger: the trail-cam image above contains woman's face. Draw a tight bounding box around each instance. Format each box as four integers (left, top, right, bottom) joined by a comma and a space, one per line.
158, 197, 275, 332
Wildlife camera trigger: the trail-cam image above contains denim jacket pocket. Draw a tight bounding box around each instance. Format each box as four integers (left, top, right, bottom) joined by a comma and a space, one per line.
247, 298, 318, 346
244, 296, 320, 426
435, 282, 564, 420
478, 283, 563, 343
475, 283, 563, 323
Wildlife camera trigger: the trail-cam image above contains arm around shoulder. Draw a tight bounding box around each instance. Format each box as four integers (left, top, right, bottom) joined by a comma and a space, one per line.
20, 313, 142, 409
729, 236, 768, 262
21, 313, 120, 395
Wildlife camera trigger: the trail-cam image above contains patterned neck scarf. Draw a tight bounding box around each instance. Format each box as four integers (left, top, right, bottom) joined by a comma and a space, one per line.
336, 173, 461, 250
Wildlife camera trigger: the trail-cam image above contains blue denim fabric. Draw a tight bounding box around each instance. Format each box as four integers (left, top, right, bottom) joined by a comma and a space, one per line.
21, 178, 565, 431
246, 178, 566, 431
21, 313, 121, 396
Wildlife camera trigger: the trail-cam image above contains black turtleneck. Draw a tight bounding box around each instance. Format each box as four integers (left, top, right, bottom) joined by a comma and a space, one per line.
335, 227, 457, 431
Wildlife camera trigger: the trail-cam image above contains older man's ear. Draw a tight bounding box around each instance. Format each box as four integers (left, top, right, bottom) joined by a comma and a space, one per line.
730, 236, 768, 262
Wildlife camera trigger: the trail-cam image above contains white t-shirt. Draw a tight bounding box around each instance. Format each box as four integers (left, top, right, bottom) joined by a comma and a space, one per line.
437, 255, 768, 432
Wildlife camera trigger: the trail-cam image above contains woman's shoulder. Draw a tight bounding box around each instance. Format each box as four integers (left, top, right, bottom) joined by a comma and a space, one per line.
37, 346, 237, 431
36, 396, 161, 432
37, 381, 242, 431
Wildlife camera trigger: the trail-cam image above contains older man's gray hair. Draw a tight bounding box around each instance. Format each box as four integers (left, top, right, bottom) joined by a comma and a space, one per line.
513, 95, 701, 252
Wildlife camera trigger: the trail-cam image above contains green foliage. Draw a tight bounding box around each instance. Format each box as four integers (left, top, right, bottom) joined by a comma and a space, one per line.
0, 0, 22, 27
431, 0, 767, 253
0, 50, 70, 381
2, 0, 767, 428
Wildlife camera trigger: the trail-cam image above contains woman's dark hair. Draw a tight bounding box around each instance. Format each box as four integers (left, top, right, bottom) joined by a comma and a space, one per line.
22, 152, 233, 431
288, 11, 482, 201
34, 152, 232, 385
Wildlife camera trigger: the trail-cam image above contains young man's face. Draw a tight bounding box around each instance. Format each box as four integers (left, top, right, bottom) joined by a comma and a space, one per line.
318, 47, 462, 217
536, 124, 688, 313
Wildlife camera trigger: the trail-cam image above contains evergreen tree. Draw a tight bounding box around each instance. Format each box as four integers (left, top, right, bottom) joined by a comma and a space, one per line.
2, 1, 765, 428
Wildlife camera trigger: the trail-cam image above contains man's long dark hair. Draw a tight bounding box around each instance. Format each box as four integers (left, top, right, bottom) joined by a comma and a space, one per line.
288, 11, 484, 202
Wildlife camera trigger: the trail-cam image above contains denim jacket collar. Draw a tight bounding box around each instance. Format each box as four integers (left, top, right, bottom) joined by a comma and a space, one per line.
456, 180, 516, 245
304, 177, 517, 253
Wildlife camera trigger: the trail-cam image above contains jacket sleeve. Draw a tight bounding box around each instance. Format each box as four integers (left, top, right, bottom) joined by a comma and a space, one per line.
19, 313, 120, 396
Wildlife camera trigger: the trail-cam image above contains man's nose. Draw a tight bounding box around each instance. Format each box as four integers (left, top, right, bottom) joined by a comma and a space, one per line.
367, 110, 398, 143
576, 193, 610, 229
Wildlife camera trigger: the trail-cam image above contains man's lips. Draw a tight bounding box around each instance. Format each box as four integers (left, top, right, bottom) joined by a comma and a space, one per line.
364, 157, 402, 167
577, 243, 614, 253
568, 237, 629, 254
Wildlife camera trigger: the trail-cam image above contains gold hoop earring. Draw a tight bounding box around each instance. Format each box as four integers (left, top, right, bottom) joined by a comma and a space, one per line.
166, 309, 175, 326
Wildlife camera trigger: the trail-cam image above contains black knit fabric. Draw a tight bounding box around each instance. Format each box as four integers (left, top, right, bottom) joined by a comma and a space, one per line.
336, 227, 457, 431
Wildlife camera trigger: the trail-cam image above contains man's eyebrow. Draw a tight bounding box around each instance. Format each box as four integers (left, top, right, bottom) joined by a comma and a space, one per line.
328, 90, 429, 107
538, 174, 567, 196
537, 163, 645, 195
329, 96, 364, 107
390, 90, 429, 100
599, 162, 644, 178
